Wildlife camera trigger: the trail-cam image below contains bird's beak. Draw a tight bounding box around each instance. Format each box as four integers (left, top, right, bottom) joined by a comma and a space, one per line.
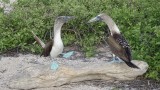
65, 16, 75, 22
67, 16, 75, 19
88, 16, 102, 23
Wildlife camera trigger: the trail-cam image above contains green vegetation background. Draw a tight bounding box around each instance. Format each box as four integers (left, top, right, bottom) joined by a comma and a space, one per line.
0, 0, 160, 80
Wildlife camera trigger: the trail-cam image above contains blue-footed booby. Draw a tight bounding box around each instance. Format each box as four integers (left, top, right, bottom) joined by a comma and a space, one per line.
32, 16, 74, 58
31, 16, 74, 70
88, 13, 139, 69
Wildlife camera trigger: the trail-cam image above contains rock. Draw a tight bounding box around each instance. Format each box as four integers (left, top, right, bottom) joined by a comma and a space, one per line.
8, 59, 148, 90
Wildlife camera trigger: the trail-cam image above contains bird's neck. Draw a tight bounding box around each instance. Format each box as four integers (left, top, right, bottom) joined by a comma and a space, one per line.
102, 15, 120, 35
53, 23, 63, 46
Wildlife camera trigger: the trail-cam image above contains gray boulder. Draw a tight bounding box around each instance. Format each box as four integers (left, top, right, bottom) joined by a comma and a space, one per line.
8, 59, 148, 90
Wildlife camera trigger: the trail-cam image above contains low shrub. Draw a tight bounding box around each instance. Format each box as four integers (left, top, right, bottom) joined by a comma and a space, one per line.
0, 0, 159, 80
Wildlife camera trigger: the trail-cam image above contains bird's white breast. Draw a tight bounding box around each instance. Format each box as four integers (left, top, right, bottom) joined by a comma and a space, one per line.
50, 35, 64, 58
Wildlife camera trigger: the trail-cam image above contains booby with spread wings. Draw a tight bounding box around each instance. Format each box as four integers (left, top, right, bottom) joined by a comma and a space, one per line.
31, 16, 74, 70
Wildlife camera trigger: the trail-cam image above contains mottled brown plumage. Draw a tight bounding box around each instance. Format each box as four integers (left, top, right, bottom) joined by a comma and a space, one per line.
107, 33, 139, 68
88, 13, 139, 69
109, 33, 131, 61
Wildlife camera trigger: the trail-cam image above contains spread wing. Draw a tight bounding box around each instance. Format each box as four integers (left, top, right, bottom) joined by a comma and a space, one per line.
107, 33, 131, 62
31, 31, 53, 57
31, 31, 45, 48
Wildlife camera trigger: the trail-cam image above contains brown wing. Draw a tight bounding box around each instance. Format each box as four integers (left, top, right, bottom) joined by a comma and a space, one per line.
107, 33, 131, 62
41, 39, 53, 57
31, 31, 53, 57
31, 31, 45, 48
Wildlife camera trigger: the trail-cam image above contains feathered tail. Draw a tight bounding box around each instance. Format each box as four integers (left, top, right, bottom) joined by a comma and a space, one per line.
125, 61, 139, 69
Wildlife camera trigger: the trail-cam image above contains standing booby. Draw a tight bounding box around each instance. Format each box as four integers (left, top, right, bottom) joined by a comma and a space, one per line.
31, 16, 74, 70
88, 13, 139, 69
31, 16, 74, 58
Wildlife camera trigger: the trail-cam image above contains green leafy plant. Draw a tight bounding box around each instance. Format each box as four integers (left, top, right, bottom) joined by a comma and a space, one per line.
0, 0, 159, 80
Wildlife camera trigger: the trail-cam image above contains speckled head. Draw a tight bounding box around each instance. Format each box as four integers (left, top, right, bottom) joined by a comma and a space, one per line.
88, 13, 120, 34
88, 13, 107, 23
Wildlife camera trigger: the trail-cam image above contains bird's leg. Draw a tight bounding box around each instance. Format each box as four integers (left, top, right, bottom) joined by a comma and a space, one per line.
115, 56, 123, 62
112, 54, 116, 61
108, 54, 123, 63
112, 54, 120, 63
50, 58, 59, 71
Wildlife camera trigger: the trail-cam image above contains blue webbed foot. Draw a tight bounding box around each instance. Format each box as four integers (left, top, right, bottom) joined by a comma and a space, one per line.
51, 60, 59, 71
108, 57, 120, 64
115, 57, 123, 62
61, 51, 74, 58
108, 54, 123, 64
